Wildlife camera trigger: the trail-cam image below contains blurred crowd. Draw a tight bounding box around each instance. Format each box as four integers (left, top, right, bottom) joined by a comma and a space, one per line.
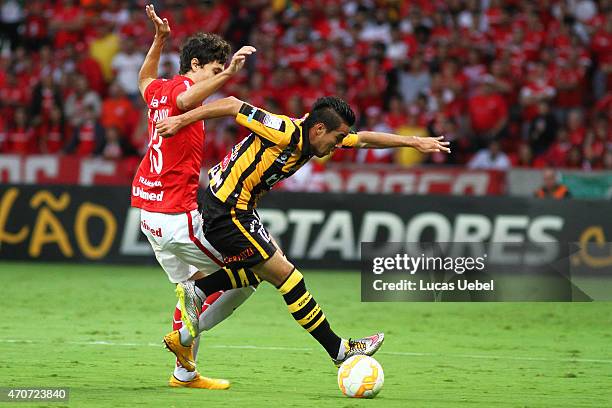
0, 0, 610, 170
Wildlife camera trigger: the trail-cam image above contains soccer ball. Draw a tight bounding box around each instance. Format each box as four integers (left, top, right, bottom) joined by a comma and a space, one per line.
337, 355, 384, 398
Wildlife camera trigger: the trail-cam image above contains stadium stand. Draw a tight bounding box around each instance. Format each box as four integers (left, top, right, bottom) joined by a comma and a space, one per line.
0, 0, 610, 171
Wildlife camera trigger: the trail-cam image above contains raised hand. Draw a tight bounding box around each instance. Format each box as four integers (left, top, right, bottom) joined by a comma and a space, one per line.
145, 4, 170, 39
415, 136, 451, 153
225, 46, 257, 75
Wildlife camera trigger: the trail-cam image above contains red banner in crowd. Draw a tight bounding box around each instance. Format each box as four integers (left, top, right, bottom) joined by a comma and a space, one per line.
0, 154, 140, 186
0, 155, 505, 195
277, 164, 506, 195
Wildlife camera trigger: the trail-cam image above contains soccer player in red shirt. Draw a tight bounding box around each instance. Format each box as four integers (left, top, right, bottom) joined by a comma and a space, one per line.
132, 5, 256, 390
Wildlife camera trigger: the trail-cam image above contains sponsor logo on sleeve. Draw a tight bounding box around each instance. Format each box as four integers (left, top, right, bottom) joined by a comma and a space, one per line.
262, 114, 283, 130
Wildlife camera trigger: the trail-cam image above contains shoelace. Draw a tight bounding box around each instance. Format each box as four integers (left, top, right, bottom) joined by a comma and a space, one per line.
347, 338, 367, 352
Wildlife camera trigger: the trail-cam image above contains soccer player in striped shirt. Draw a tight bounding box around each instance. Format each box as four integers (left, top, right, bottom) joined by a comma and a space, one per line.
155, 95, 449, 371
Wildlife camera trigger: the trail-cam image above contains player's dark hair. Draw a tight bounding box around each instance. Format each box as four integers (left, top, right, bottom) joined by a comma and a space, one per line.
303, 96, 356, 131
179, 33, 230, 75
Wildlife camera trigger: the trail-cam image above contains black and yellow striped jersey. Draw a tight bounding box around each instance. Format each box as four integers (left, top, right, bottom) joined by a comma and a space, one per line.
207, 103, 358, 210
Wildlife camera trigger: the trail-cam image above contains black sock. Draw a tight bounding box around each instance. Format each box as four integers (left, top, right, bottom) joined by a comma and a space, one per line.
194, 267, 260, 296
278, 268, 342, 358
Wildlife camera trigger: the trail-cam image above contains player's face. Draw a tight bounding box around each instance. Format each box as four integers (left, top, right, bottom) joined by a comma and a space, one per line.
192, 60, 225, 82
310, 122, 351, 158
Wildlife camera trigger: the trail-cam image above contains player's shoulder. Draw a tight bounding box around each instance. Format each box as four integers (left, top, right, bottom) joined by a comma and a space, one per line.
145, 76, 193, 107
148, 76, 192, 92
143, 78, 167, 102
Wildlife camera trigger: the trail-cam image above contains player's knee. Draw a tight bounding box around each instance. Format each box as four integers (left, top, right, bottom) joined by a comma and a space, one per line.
253, 251, 294, 286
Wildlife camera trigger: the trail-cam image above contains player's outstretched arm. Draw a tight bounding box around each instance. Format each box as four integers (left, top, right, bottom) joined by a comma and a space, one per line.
138, 4, 170, 100
156, 96, 244, 137
175, 46, 256, 111
351, 131, 451, 153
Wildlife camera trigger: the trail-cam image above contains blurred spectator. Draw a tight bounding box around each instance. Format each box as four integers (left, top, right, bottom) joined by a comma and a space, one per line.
101, 81, 138, 137
100, 1, 130, 28
463, 49, 488, 94
542, 128, 572, 167
535, 168, 571, 199
21, 0, 49, 51
89, 20, 120, 82
4, 106, 34, 154
511, 143, 536, 168
591, 9, 612, 100
604, 148, 612, 170
398, 55, 431, 104
0, 71, 29, 117
0, 0, 23, 50
111, 37, 144, 101
186, 1, 230, 37
355, 58, 388, 111
102, 126, 131, 160
159, 58, 177, 80
468, 139, 511, 170
206, 125, 239, 166
49, 0, 86, 49
64, 75, 102, 128
75, 43, 106, 95
0, 114, 5, 151
359, 8, 391, 43
519, 61, 556, 127
528, 102, 558, 155
386, 26, 409, 63
395, 104, 429, 167
37, 104, 66, 154
566, 109, 587, 146
566, 145, 584, 169
30, 75, 63, 127
554, 51, 587, 117
467, 75, 509, 146
384, 95, 408, 129
64, 105, 105, 157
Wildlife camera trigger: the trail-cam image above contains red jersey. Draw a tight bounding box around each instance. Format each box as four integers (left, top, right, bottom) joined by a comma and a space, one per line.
6, 127, 35, 154
468, 94, 508, 133
131, 76, 205, 213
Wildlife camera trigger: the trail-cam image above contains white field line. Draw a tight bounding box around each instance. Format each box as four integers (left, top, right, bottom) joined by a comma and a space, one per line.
1, 338, 611, 364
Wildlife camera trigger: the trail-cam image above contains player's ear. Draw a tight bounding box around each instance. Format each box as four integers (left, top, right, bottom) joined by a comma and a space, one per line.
314, 123, 327, 136
190, 58, 200, 71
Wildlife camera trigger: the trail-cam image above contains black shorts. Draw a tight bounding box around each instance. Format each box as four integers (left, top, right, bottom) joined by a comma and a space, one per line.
200, 189, 277, 269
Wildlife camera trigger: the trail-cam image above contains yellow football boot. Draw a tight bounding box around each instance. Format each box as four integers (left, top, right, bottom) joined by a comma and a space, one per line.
163, 330, 195, 371
169, 372, 231, 390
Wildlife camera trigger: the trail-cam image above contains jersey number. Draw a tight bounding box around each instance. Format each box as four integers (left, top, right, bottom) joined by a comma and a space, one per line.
149, 128, 163, 174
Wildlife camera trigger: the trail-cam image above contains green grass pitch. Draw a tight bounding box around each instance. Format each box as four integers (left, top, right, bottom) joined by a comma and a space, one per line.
0, 262, 611, 407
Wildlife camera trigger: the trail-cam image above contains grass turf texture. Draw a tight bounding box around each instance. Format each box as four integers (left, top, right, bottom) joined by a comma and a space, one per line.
0, 262, 611, 407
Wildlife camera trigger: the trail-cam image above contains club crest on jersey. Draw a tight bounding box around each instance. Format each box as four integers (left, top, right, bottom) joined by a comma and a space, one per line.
275, 153, 289, 165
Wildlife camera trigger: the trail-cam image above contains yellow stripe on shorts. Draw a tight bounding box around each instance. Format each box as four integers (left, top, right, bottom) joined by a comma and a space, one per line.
224, 267, 237, 289
231, 208, 269, 260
